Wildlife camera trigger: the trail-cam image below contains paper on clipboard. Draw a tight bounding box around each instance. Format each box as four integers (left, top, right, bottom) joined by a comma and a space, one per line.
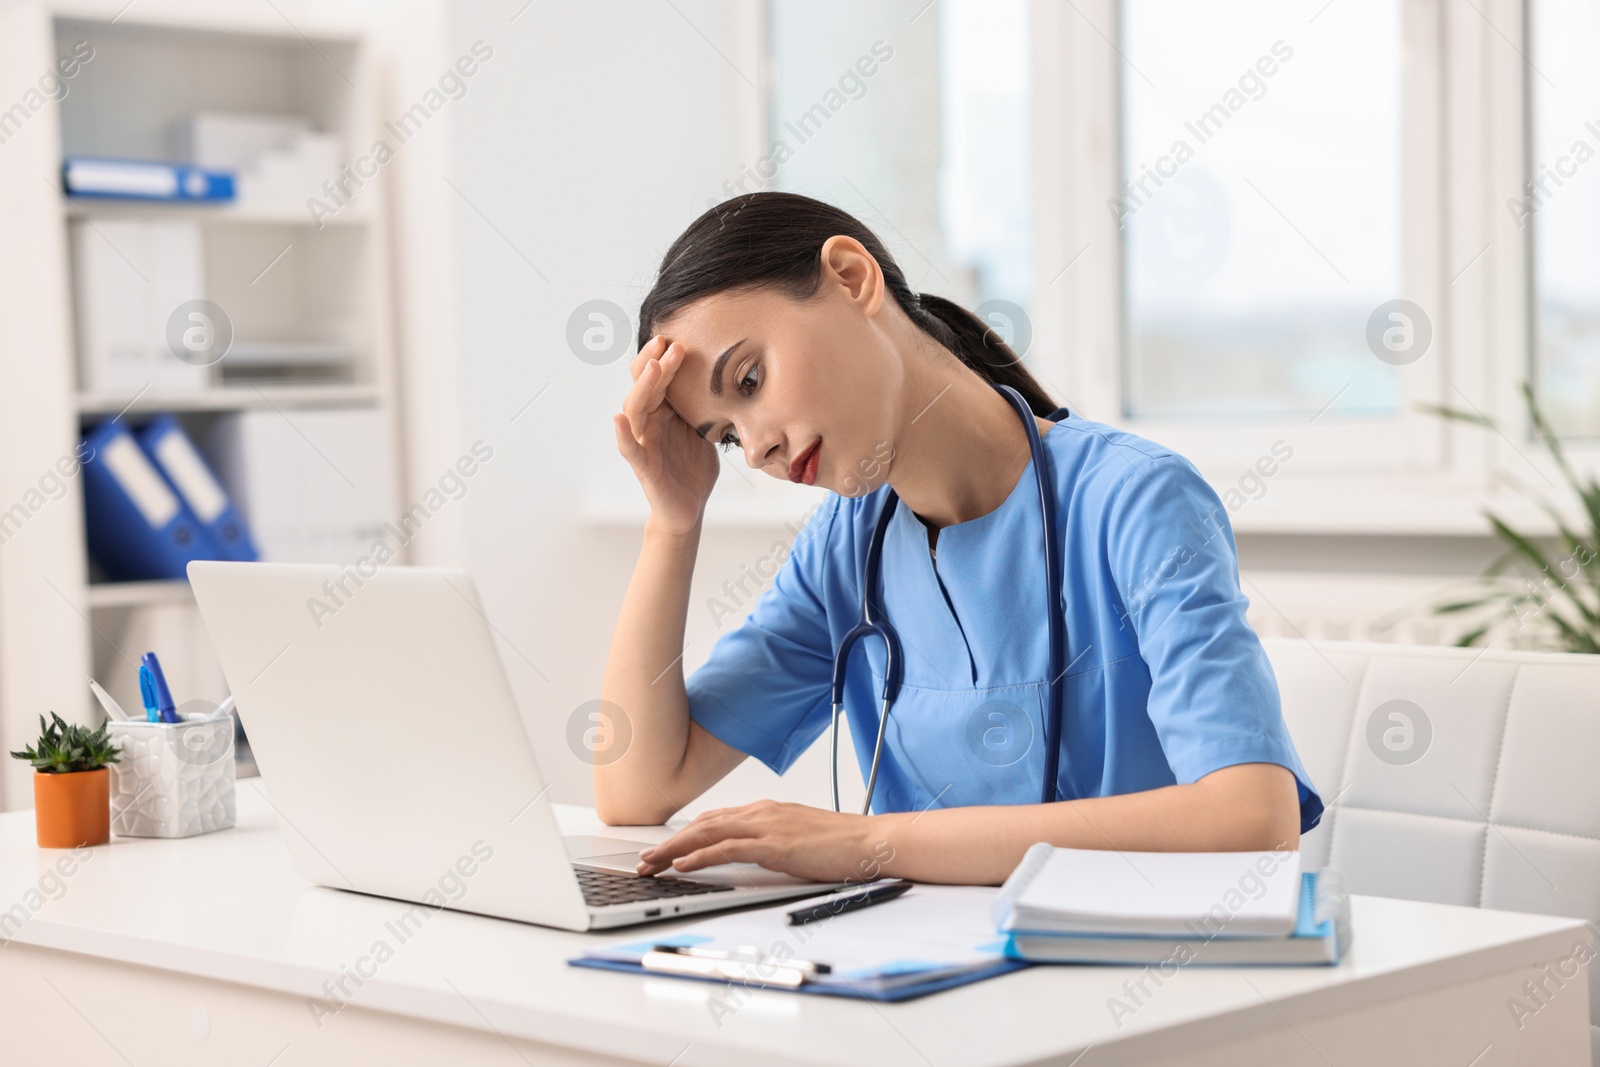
580, 884, 1010, 993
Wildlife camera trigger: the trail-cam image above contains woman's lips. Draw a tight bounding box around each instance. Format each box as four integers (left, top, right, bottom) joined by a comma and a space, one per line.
790, 439, 822, 484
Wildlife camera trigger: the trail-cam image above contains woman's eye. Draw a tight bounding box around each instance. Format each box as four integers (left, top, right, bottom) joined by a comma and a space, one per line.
715, 364, 760, 453
737, 364, 760, 395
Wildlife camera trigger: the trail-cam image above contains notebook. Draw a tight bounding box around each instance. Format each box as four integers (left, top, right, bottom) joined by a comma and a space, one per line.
1004, 870, 1352, 966
993, 843, 1304, 938
570, 883, 1028, 1001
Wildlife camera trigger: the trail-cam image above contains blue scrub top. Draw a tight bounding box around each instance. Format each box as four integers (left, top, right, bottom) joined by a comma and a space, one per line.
684, 407, 1324, 834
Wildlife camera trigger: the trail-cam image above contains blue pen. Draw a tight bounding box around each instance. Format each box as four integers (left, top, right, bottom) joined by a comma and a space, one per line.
141, 651, 181, 724
138, 664, 160, 722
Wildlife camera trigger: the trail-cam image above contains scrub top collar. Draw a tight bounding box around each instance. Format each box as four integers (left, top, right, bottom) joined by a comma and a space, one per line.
891, 404, 1071, 563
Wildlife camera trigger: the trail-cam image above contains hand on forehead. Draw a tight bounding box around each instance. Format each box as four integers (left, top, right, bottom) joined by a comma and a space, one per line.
644, 291, 773, 409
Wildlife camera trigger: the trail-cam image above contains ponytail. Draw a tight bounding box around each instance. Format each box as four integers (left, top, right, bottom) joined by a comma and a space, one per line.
906, 292, 1058, 418
638, 192, 1060, 418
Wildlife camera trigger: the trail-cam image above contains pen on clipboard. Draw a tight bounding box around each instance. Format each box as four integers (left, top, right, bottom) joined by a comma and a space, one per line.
641, 944, 828, 987
784, 879, 914, 926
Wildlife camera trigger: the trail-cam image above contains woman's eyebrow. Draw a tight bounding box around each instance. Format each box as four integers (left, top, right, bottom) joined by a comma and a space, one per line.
695, 338, 746, 437
707, 339, 746, 397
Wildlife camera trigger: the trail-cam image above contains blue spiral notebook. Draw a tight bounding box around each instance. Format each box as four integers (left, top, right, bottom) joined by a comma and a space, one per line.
569, 883, 1030, 1001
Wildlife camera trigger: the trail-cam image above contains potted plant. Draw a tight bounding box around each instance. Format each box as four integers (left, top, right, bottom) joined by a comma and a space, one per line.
8, 711, 121, 848
1421, 381, 1600, 652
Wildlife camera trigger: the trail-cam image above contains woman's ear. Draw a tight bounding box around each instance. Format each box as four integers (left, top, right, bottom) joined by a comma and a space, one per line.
819, 235, 884, 317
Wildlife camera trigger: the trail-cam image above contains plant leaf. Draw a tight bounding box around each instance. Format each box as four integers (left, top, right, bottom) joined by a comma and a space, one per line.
1414, 402, 1498, 429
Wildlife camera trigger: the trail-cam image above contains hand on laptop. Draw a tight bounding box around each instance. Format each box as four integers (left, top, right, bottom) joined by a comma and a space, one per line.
635, 799, 891, 884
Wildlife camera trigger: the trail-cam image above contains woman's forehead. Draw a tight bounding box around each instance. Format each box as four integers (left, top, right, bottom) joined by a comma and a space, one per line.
658, 288, 788, 351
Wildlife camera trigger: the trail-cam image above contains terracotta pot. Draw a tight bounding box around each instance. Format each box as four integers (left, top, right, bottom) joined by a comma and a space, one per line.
33, 767, 110, 848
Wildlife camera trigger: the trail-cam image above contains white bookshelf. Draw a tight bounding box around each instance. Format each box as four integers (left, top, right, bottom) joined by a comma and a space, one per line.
0, 2, 455, 809
84, 579, 193, 610
77, 383, 382, 415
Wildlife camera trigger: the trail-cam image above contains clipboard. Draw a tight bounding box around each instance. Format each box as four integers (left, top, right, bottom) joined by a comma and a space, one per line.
568, 883, 1031, 1002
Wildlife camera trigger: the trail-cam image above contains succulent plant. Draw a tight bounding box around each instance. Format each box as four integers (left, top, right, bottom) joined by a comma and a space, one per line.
8, 711, 121, 774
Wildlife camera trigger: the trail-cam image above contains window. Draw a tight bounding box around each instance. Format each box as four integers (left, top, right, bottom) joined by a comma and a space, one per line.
1119, 0, 1405, 420
937, 0, 1033, 314
762, 0, 1033, 345
1528, 0, 1600, 439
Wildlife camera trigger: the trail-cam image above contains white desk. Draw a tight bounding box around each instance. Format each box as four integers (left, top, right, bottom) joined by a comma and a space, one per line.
0, 782, 1590, 1066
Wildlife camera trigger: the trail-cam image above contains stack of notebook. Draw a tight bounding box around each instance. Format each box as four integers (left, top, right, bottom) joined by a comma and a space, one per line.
993, 844, 1351, 965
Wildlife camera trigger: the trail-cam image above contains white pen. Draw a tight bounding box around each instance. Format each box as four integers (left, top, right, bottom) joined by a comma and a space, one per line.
87, 676, 131, 722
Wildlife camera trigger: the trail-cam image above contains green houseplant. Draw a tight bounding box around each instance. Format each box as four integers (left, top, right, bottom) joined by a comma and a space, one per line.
9, 711, 121, 848
1420, 381, 1600, 652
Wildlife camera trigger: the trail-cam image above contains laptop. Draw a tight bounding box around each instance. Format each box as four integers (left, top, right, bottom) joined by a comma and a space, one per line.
187, 560, 846, 931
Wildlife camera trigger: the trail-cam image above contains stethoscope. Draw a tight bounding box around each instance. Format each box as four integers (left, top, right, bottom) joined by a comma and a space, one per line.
829, 382, 1068, 815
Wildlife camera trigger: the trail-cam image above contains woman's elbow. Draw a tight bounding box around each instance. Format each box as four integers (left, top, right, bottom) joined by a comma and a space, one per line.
1251, 770, 1302, 851
594, 789, 675, 827
1256, 800, 1301, 852
1202, 762, 1302, 851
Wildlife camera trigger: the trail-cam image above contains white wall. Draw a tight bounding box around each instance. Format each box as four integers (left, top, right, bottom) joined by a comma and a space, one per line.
445, 0, 858, 814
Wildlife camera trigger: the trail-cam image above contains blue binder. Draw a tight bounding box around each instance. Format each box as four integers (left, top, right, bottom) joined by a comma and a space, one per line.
62, 157, 235, 202
82, 419, 219, 580
136, 414, 258, 562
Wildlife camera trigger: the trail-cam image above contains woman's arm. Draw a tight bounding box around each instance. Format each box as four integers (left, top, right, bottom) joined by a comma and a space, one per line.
595, 514, 748, 826
599, 336, 750, 825
633, 762, 1301, 884
874, 762, 1301, 883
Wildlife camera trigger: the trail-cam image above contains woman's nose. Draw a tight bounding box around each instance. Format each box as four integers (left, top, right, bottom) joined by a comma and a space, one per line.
742, 425, 783, 471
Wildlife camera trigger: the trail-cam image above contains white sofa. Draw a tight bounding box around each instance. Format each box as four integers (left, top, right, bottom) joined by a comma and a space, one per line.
1264, 637, 1600, 1061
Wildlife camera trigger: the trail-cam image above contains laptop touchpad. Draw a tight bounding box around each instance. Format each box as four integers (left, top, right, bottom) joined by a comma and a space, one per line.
564, 835, 651, 869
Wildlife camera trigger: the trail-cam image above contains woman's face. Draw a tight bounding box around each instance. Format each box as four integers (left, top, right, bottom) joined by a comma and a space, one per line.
655, 253, 903, 496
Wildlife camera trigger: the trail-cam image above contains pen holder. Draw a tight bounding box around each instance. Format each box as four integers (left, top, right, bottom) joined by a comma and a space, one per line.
107, 716, 236, 838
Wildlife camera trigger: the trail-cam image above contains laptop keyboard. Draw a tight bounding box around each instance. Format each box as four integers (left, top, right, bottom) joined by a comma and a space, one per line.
574, 866, 738, 908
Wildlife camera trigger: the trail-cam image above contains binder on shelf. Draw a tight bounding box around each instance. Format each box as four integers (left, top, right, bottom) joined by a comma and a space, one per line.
136, 414, 258, 563
82, 419, 219, 581
63, 157, 235, 202
170, 112, 342, 216
208, 408, 396, 564
70, 217, 211, 394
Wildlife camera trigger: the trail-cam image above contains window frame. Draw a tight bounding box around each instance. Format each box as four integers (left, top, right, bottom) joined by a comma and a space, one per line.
1033, 0, 1598, 536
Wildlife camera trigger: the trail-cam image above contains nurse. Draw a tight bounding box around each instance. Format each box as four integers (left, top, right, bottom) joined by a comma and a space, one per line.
603, 191, 1322, 886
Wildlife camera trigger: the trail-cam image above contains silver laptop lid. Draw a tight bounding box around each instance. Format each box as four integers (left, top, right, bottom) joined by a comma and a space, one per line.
188, 560, 590, 930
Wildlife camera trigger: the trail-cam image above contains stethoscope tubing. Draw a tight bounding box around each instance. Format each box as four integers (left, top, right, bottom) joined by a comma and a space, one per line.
829, 382, 1066, 815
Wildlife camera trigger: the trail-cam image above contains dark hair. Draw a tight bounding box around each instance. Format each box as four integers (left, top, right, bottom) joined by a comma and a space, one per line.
635, 191, 1059, 417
